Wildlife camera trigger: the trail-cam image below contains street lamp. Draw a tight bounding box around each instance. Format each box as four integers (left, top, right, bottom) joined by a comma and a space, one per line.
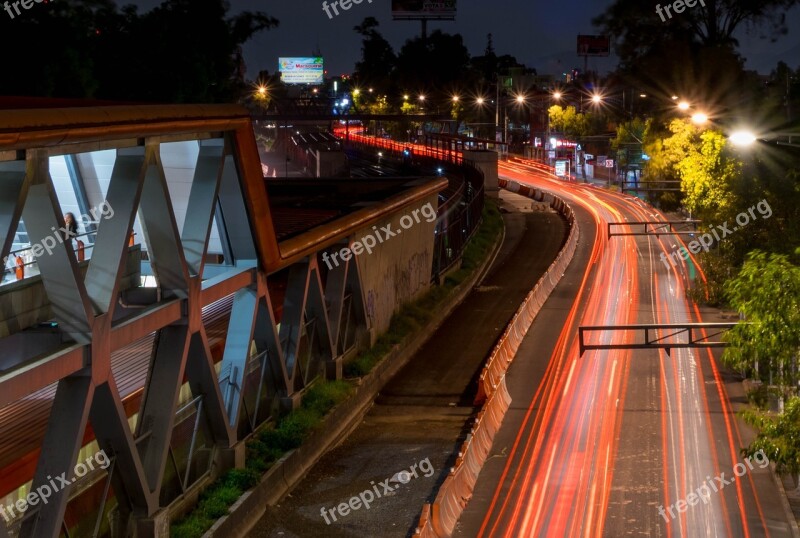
729, 130, 757, 147
678, 101, 691, 111
691, 112, 709, 125
591, 94, 603, 104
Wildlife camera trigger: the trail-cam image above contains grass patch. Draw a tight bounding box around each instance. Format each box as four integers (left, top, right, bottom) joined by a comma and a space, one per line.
170, 380, 353, 537
344, 198, 502, 378
170, 199, 502, 538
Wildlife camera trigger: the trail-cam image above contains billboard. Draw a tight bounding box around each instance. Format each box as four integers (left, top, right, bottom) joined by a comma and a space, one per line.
577, 35, 610, 57
278, 57, 324, 85
392, 0, 456, 20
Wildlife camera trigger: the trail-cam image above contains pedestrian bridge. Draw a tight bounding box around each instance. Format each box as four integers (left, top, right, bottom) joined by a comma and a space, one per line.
0, 103, 485, 537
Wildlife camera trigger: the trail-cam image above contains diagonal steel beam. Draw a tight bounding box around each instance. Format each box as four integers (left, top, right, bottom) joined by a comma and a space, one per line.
20, 372, 94, 538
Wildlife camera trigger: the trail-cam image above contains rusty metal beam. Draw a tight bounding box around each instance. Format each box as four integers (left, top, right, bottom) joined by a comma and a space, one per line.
276, 178, 447, 270
0, 345, 86, 408
0, 105, 249, 150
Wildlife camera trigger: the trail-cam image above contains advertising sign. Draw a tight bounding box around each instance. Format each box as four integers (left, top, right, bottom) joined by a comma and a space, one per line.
392, 0, 456, 20
577, 35, 610, 57
555, 160, 569, 178
279, 57, 324, 85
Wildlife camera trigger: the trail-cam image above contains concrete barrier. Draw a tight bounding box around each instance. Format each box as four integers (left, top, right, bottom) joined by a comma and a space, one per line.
475, 182, 579, 403
412, 180, 579, 537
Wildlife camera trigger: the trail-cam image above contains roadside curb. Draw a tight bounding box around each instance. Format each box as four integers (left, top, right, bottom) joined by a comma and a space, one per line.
203, 204, 506, 538
772, 457, 800, 537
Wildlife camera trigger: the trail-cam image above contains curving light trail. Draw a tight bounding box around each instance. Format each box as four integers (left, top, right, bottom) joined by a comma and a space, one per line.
472, 158, 774, 538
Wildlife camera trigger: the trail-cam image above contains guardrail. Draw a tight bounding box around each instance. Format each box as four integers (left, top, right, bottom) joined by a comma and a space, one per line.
412, 179, 581, 537
341, 132, 485, 281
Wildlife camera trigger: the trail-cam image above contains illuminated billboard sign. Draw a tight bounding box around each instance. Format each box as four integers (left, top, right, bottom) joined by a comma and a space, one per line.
577, 35, 610, 57
279, 57, 324, 85
392, 0, 456, 20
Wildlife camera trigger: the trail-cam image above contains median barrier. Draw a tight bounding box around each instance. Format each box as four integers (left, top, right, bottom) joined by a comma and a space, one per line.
412, 179, 580, 537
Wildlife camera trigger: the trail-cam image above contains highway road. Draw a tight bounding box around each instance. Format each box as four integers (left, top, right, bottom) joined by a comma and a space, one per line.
455, 159, 794, 537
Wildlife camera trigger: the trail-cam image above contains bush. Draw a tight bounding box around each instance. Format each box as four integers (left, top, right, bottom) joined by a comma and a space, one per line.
746, 383, 770, 410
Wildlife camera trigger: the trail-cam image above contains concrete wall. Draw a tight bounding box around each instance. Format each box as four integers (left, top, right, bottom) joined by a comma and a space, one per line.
315, 150, 348, 177
463, 150, 498, 198
353, 193, 439, 334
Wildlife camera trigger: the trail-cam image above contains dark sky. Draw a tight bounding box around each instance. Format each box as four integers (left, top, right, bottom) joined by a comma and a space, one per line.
132, 0, 800, 78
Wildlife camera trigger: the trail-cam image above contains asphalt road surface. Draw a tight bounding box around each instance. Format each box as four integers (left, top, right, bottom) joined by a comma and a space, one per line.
454, 159, 793, 538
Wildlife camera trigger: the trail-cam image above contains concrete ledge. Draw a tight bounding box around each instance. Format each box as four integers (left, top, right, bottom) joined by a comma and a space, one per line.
773, 466, 800, 538
204, 207, 505, 538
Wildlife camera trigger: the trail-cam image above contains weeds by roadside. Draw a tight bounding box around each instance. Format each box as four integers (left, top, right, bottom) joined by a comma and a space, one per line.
171, 380, 353, 538
344, 198, 502, 377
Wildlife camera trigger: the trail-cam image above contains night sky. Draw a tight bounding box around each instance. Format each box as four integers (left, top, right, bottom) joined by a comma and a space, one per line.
131, 0, 800, 78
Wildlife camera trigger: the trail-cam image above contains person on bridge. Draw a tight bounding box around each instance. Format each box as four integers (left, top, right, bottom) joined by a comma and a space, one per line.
62, 212, 78, 241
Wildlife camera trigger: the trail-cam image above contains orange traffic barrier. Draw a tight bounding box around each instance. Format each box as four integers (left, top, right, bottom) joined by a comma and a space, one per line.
14, 256, 24, 280
418, 378, 512, 537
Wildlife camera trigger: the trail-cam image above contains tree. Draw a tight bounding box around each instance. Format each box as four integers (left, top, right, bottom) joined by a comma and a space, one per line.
723, 250, 800, 387
643, 119, 742, 221
393, 30, 472, 99
0, 0, 278, 102
592, 0, 795, 114
353, 17, 396, 93
548, 105, 591, 139
594, 0, 798, 64
742, 396, 800, 490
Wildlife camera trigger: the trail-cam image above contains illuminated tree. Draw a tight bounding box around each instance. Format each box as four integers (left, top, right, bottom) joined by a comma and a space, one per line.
644, 119, 741, 221
723, 250, 800, 387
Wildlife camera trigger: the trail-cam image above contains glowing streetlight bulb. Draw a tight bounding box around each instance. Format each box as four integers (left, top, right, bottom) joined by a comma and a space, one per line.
419, 95, 426, 101
553, 92, 562, 100
516, 95, 525, 103
591, 94, 602, 104
678, 101, 690, 111
691, 112, 708, 125
452, 95, 460, 102
477, 97, 485, 105
729, 131, 757, 147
